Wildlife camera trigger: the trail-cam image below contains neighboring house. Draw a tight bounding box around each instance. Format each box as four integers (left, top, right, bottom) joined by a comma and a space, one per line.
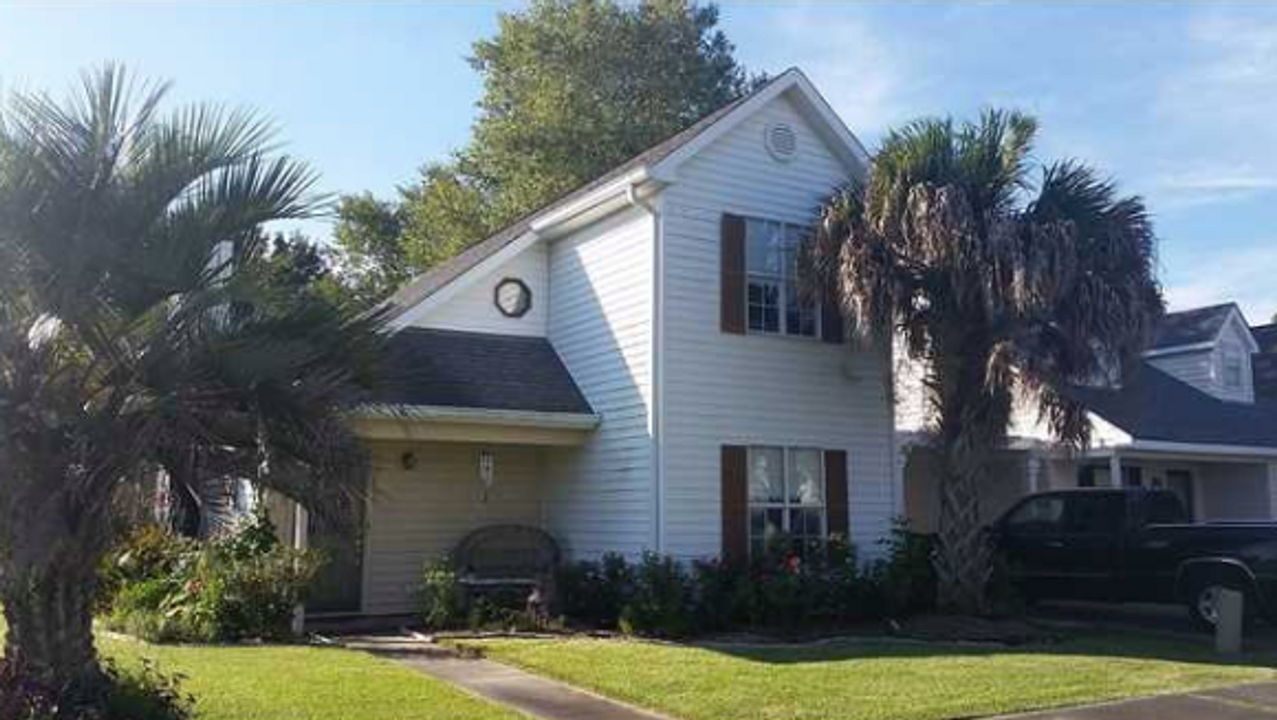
291, 69, 902, 618
901, 302, 1277, 534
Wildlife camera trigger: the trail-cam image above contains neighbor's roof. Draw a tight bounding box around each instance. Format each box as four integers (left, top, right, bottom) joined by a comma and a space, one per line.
1251, 323, 1277, 354
1148, 303, 1240, 351
370, 328, 594, 416
383, 70, 798, 320
1065, 363, 1277, 448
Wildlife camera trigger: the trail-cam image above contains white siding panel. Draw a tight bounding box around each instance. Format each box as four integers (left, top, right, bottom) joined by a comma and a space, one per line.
543, 207, 655, 558
413, 243, 549, 337
659, 93, 895, 560
362, 443, 544, 615
1148, 349, 1218, 399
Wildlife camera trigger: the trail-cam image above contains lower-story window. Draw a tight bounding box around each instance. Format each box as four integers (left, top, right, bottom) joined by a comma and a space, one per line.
748, 446, 826, 557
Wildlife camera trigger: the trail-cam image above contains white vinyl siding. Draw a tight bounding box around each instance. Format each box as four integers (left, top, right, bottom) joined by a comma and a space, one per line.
411, 242, 549, 337
659, 92, 894, 560
542, 206, 655, 558
361, 442, 545, 616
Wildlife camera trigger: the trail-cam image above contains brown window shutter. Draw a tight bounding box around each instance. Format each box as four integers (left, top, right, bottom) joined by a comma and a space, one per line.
721, 445, 748, 563
825, 449, 849, 539
720, 214, 746, 334
821, 301, 844, 344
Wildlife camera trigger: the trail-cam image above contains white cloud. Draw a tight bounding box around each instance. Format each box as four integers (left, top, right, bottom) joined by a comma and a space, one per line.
1164, 245, 1277, 323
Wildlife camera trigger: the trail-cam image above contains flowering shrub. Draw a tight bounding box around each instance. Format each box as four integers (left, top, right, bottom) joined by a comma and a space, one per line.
100, 509, 323, 643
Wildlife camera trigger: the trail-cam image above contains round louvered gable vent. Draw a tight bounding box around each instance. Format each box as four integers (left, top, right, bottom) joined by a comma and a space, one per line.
764, 122, 798, 162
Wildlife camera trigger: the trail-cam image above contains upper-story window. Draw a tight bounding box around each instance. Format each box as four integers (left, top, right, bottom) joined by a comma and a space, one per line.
745, 218, 820, 338
1222, 348, 1244, 389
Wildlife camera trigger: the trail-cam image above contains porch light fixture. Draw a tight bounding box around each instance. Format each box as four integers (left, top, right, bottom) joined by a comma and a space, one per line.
478, 449, 495, 502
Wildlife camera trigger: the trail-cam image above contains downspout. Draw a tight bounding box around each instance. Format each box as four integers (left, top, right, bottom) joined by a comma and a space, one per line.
627, 183, 665, 554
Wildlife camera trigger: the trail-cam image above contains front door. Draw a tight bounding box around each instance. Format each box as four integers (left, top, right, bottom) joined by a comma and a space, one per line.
305, 500, 366, 614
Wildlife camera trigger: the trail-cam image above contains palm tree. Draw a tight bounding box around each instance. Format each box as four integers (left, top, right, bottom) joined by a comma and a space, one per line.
812, 111, 1162, 613
0, 66, 385, 707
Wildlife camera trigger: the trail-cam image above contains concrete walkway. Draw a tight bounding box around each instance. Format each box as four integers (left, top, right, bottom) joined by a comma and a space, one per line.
342, 635, 673, 720
1001, 682, 1277, 719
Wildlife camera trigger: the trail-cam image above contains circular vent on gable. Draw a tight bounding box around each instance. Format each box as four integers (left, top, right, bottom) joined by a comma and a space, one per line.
764, 122, 798, 162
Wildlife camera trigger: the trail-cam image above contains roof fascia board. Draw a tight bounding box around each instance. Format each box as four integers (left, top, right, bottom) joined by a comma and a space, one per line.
529, 168, 651, 237
388, 230, 541, 330
354, 403, 601, 430
1124, 439, 1277, 459
1143, 341, 1216, 358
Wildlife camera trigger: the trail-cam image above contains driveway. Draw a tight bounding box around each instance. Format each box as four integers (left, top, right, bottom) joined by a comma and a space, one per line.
1032, 600, 1277, 650
1005, 682, 1277, 718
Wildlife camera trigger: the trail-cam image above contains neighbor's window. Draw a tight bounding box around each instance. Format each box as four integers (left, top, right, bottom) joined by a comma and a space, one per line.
746, 218, 819, 338
748, 446, 825, 556
1222, 349, 1244, 389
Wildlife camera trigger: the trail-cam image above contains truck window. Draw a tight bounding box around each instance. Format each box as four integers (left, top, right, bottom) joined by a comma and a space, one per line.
1065, 494, 1124, 534
1144, 493, 1187, 525
1005, 496, 1066, 534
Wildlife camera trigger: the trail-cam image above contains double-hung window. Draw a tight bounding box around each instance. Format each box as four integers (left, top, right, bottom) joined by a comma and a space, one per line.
747, 446, 826, 557
745, 218, 819, 338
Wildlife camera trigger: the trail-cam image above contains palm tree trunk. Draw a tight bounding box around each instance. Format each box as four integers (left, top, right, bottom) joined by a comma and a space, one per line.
1, 549, 104, 704
934, 456, 993, 613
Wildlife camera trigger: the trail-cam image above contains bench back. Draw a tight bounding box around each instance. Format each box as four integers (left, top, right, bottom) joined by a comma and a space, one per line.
453, 524, 560, 580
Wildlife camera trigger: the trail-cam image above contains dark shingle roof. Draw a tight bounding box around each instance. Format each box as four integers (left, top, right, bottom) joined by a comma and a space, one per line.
1065, 363, 1277, 448
1251, 323, 1277, 353
371, 328, 594, 416
383, 71, 795, 319
1149, 303, 1238, 350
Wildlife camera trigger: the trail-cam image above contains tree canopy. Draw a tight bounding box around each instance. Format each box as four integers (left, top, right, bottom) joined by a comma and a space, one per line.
334, 0, 759, 304
814, 110, 1163, 612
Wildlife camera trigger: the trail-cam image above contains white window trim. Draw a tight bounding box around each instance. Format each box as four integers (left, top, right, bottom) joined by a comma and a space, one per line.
744, 217, 822, 340
747, 445, 827, 554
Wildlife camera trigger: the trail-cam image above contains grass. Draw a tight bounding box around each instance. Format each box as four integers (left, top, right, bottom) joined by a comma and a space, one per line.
462, 633, 1277, 720
0, 616, 521, 720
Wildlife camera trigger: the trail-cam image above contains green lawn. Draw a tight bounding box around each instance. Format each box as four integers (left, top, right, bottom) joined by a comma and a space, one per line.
463, 634, 1277, 720
0, 617, 520, 720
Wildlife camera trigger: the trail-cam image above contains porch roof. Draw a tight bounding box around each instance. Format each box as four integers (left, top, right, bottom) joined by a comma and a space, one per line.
369, 327, 594, 417
1065, 363, 1277, 449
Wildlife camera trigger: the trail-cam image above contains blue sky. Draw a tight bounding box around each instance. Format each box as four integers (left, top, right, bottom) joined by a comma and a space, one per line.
2, 2, 1275, 321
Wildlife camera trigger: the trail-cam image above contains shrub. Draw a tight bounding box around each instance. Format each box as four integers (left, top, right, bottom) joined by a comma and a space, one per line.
420, 559, 466, 631
555, 553, 633, 628
872, 519, 937, 617
99, 511, 323, 643
96, 525, 195, 614
618, 552, 692, 637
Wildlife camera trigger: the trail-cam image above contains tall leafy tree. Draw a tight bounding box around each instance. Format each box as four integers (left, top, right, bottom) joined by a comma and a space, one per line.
335, 0, 758, 302
0, 67, 385, 708
813, 111, 1163, 612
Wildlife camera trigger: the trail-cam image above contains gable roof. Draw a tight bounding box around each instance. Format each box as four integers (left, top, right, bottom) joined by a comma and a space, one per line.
1064, 363, 1277, 449
1148, 303, 1240, 351
369, 328, 594, 416
384, 68, 866, 322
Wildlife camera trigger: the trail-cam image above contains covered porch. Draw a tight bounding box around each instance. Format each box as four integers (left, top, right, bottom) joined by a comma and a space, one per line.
279, 327, 600, 620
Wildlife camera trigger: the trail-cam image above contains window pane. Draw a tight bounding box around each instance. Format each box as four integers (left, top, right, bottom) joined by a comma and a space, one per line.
748, 447, 785, 503
784, 282, 818, 337
748, 279, 780, 333
787, 449, 824, 505
746, 219, 783, 275
765, 509, 784, 544
1006, 497, 1065, 534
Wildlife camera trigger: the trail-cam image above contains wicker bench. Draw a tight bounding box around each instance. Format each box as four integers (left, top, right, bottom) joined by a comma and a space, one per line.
452, 524, 560, 617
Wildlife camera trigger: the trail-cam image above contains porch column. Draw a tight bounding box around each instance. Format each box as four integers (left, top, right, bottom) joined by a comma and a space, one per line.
1109, 452, 1122, 488
1026, 453, 1043, 493
1268, 463, 1277, 519
893, 441, 910, 518
291, 503, 309, 636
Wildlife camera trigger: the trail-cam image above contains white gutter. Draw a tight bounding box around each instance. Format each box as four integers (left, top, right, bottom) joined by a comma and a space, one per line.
354, 403, 601, 430
626, 181, 665, 553
1122, 439, 1277, 459
1141, 341, 1216, 359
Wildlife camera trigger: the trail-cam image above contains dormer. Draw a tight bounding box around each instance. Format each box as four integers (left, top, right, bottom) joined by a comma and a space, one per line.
1143, 303, 1258, 404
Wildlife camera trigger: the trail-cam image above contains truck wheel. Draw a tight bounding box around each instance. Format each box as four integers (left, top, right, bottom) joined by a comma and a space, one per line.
1187, 578, 1252, 632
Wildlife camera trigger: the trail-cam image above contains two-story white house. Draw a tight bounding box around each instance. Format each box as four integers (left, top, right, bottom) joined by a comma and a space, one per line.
901, 302, 1277, 535
294, 69, 901, 618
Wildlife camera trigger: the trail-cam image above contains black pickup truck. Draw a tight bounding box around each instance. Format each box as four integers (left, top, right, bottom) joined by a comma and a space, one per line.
991, 488, 1277, 628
